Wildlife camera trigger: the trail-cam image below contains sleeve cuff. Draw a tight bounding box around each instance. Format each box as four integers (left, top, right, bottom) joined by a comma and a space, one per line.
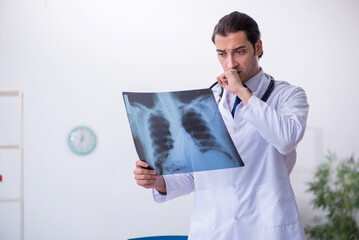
152, 173, 194, 203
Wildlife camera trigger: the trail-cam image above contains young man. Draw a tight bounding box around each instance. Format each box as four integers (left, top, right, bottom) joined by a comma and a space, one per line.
134, 11, 309, 239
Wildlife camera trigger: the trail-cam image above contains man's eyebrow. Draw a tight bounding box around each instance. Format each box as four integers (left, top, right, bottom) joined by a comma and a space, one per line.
232, 45, 246, 51
216, 45, 246, 52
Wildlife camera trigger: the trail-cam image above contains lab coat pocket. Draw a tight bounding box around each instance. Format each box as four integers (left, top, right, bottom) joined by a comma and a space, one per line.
190, 189, 215, 236
255, 179, 299, 227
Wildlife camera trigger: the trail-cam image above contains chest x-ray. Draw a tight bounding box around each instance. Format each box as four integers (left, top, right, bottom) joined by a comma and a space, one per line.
123, 88, 244, 175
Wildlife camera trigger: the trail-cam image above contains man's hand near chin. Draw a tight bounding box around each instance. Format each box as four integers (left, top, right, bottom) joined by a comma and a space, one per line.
217, 69, 252, 105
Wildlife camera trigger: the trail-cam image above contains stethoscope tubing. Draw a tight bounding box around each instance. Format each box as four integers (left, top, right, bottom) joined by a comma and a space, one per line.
210, 76, 275, 103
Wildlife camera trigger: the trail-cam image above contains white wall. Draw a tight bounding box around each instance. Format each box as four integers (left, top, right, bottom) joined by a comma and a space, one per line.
0, 0, 358, 239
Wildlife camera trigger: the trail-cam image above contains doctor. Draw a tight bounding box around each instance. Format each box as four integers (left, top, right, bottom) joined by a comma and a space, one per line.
134, 11, 309, 239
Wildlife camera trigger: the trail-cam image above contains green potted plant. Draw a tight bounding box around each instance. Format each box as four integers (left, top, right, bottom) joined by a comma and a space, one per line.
305, 152, 359, 240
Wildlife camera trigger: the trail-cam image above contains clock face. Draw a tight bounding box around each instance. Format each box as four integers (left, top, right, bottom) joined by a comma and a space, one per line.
68, 126, 97, 155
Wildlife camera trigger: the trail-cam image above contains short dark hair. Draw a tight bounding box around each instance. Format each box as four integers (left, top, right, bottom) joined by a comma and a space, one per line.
212, 11, 263, 58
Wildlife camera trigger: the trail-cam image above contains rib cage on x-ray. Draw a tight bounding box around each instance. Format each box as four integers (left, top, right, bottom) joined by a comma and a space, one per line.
123, 89, 243, 175
181, 108, 234, 160
148, 112, 174, 174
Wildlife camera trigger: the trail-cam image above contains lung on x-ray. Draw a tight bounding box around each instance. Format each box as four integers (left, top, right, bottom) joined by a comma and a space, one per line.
123, 88, 244, 175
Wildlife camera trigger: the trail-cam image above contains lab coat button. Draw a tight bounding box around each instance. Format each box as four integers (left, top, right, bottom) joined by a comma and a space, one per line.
234, 217, 239, 221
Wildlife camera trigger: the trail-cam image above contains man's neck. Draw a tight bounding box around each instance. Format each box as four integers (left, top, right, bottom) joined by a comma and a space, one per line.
243, 67, 261, 83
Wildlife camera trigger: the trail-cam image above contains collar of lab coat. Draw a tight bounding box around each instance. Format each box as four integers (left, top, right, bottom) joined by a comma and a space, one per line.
243, 68, 265, 94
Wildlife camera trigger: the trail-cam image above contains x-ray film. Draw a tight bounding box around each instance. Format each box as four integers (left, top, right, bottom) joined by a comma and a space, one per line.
123, 88, 244, 175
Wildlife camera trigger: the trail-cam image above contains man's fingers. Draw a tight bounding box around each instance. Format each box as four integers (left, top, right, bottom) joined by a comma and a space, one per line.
134, 160, 162, 189
134, 173, 157, 181
219, 74, 226, 80
225, 69, 241, 83
133, 167, 157, 176
226, 68, 238, 76
135, 178, 158, 188
134, 160, 157, 174
217, 76, 228, 89
136, 180, 154, 188
136, 160, 149, 168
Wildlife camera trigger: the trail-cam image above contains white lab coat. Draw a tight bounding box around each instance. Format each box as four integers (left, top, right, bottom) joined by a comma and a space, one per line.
153, 70, 309, 240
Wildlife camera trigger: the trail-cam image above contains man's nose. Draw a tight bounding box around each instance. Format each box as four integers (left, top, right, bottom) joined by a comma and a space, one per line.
227, 54, 238, 69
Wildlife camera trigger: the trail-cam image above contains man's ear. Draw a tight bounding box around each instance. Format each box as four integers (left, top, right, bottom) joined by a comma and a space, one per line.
255, 40, 263, 57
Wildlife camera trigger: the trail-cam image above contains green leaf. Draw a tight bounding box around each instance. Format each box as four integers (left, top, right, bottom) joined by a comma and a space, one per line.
305, 152, 359, 240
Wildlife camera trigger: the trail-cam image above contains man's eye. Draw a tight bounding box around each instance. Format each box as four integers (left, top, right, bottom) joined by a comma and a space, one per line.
218, 53, 226, 57
235, 50, 245, 55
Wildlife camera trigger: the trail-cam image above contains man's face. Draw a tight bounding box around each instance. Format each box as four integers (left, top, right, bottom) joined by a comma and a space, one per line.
214, 31, 262, 83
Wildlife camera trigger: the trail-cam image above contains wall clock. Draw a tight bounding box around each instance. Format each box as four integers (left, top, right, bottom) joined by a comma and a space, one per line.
67, 126, 97, 155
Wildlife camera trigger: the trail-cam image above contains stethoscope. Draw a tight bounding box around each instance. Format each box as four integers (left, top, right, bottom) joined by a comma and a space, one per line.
209, 75, 275, 104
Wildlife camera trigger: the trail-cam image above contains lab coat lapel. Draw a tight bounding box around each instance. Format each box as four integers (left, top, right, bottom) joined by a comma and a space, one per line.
218, 89, 235, 126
